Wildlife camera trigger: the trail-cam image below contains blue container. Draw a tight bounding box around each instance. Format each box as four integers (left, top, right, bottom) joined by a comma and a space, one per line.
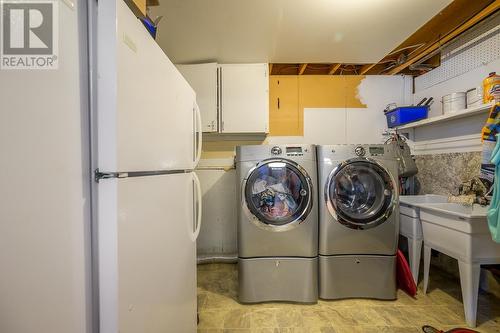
385, 106, 429, 128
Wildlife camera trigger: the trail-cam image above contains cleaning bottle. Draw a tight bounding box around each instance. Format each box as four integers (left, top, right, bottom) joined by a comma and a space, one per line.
483, 72, 500, 103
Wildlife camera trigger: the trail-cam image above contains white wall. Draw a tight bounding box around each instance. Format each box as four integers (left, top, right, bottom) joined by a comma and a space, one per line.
196, 169, 238, 257
0, 2, 92, 333
196, 75, 412, 257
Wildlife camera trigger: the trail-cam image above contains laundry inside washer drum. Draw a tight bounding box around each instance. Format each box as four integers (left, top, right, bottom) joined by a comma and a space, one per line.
331, 163, 392, 222
247, 163, 309, 225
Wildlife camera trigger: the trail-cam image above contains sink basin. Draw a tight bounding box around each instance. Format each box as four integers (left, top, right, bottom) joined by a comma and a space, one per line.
399, 195, 448, 218
417, 203, 488, 235
416, 202, 488, 219
399, 194, 449, 205
398, 195, 448, 237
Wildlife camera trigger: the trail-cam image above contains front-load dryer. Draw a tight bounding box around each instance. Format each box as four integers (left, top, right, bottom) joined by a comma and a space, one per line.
317, 144, 399, 300
236, 144, 318, 303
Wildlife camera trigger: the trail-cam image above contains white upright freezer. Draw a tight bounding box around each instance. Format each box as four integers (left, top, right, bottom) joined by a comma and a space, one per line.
95, 1, 202, 333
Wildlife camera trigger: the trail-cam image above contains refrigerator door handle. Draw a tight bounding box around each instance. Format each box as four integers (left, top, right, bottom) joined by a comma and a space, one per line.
191, 172, 202, 241
94, 169, 186, 183
194, 102, 202, 167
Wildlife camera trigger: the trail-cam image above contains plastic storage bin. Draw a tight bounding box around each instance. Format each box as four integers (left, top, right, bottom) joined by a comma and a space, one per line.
385, 106, 429, 128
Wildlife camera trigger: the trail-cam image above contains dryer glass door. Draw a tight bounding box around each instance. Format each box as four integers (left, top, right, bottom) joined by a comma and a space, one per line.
245, 159, 312, 229
327, 159, 395, 229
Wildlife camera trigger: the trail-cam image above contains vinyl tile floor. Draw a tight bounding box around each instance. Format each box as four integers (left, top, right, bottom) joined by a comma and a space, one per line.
197, 263, 500, 333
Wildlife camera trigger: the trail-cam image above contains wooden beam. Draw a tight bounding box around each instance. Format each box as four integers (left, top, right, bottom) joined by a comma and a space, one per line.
269, 63, 273, 75
299, 63, 308, 75
124, 0, 147, 18
328, 63, 341, 75
386, 0, 492, 58
359, 63, 377, 75
388, 0, 500, 75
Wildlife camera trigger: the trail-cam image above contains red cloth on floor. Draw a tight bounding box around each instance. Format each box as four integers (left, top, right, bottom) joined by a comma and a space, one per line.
396, 249, 417, 297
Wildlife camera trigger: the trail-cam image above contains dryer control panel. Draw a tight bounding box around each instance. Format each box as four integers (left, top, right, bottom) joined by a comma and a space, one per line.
369, 146, 385, 156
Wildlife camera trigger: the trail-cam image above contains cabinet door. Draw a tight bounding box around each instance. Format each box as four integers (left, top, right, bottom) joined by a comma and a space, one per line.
177, 63, 218, 132
219, 64, 269, 133
269, 76, 300, 136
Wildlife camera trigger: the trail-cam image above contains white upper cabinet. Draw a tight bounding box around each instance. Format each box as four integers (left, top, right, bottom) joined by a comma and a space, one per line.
177, 63, 269, 134
219, 63, 269, 134
177, 63, 218, 132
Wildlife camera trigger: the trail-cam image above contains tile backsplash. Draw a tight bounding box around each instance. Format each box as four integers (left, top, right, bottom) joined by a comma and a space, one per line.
414, 152, 482, 195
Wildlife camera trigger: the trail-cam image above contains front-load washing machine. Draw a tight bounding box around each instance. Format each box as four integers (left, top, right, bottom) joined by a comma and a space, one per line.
236, 144, 318, 303
317, 144, 399, 300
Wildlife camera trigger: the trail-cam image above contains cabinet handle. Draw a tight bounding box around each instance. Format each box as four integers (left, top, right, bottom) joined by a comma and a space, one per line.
218, 67, 223, 133
277, 97, 280, 110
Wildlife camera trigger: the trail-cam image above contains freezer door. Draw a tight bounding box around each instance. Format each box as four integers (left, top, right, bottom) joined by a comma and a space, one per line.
98, 0, 201, 173
103, 172, 201, 333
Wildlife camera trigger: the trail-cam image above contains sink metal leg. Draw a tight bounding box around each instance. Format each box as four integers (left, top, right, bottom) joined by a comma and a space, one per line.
422, 244, 431, 294
458, 261, 481, 328
408, 237, 423, 284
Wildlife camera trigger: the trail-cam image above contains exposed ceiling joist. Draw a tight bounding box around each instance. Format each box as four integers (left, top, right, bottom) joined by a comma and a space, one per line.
388, 0, 499, 74
359, 64, 377, 75
269, 0, 496, 77
299, 64, 308, 75
328, 63, 341, 75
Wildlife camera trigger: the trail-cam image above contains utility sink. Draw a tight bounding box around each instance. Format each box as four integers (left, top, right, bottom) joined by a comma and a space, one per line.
400, 195, 448, 218
398, 197, 498, 328
398, 195, 449, 284
416, 202, 500, 328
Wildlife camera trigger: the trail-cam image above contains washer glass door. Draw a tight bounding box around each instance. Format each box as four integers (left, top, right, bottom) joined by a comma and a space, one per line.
245, 159, 312, 230
327, 159, 395, 229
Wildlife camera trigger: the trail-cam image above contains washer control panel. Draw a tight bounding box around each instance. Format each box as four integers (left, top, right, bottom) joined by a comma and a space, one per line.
286, 146, 304, 157
271, 146, 282, 155
270, 146, 310, 157
354, 146, 366, 157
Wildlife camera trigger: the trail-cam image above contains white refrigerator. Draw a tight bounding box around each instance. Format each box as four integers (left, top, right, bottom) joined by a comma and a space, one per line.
95, 1, 202, 333
0, 0, 200, 332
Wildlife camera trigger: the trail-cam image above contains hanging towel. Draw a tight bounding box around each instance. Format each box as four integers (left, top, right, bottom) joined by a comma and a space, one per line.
487, 134, 500, 243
